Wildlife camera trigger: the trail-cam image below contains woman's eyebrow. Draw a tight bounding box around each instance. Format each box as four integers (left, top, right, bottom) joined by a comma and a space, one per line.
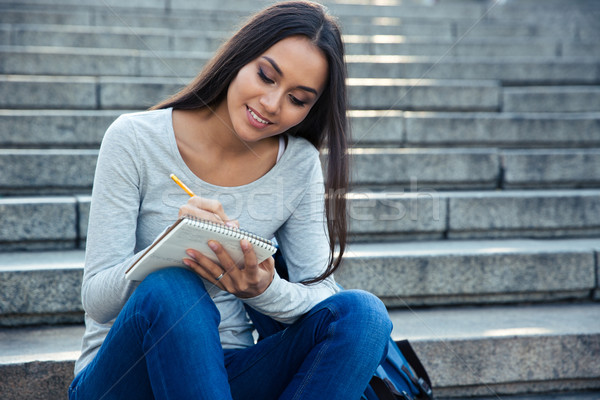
262, 56, 283, 76
262, 56, 318, 96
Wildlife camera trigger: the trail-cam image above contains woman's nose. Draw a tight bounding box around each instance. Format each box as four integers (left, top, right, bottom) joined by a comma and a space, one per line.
259, 89, 281, 115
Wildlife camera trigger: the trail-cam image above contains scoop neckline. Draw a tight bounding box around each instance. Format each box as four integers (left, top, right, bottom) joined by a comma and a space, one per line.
166, 107, 291, 192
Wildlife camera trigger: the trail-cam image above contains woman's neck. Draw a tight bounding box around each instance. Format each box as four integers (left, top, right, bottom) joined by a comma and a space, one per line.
172, 105, 279, 187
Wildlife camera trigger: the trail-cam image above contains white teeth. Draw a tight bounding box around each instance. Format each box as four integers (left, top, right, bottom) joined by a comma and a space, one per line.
248, 108, 269, 124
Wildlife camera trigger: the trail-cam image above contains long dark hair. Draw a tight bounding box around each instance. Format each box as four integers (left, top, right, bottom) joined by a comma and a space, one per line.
151, 1, 349, 284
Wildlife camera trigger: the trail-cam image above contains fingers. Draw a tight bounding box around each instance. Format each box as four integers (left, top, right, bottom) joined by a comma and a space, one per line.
190, 197, 228, 222
210, 240, 273, 298
178, 203, 223, 224
226, 219, 240, 228
183, 240, 273, 298
178, 196, 239, 227
183, 249, 229, 289
184, 241, 241, 280
240, 239, 256, 271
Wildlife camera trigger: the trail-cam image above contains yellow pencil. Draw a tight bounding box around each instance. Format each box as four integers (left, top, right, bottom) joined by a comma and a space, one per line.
170, 174, 195, 197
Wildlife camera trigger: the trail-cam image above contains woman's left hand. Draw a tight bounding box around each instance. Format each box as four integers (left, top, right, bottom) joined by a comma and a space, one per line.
183, 239, 275, 298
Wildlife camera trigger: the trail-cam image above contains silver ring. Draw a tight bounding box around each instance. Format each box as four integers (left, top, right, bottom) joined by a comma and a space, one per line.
215, 272, 225, 282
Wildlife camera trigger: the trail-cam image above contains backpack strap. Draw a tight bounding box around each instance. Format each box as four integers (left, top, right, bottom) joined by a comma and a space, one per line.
369, 376, 414, 400
396, 340, 433, 399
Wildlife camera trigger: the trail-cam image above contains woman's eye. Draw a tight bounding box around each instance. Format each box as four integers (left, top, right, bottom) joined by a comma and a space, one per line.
289, 95, 306, 107
258, 68, 274, 84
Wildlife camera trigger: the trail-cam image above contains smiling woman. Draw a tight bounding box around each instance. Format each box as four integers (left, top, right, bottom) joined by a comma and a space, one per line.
226, 36, 328, 142
69, 2, 392, 399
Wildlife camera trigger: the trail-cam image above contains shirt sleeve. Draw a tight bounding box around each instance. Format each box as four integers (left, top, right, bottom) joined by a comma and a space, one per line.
242, 155, 341, 324
81, 116, 146, 324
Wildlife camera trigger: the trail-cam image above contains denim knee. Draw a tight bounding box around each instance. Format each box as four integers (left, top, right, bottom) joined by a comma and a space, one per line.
131, 267, 218, 322
137, 267, 205, 298
325, 290, 392, 340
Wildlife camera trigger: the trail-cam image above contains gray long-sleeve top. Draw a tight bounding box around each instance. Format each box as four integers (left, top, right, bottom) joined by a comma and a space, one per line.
74, 108, 340, 375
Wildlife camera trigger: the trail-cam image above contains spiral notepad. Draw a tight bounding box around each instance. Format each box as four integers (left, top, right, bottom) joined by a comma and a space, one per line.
125, 215, 277, 281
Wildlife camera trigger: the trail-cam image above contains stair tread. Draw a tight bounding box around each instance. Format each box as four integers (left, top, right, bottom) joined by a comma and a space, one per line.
0, 325, 83, 364
4, 22, 599, 44
4, 237, 600, 270
389, 302, 600, 341
466, 393, 600, 400
5, 44, 600, 62
347, 237, 600, 257
0, 302, 597, 364
0, 249, 84, 270
5, 188, 600, 200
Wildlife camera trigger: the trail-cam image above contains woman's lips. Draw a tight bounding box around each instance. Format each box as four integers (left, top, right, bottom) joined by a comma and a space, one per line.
246, 106, 272, 128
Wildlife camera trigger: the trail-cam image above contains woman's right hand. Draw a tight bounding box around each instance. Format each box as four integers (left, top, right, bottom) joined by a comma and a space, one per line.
178, 196, 239, 228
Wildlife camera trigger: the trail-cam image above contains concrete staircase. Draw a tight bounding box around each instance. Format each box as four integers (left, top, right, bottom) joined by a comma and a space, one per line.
1, 0, 599, 398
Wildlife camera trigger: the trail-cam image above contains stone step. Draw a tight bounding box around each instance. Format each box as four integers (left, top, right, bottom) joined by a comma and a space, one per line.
485, 0, 600, 24
5, 23, 599, 57
0, 148, 495, 193
348, 189, 600, 241
1, 0, 477, 18
442, 189, 600, 240
1, 238, 598, 326
0, 195, 89, 251
0, 75, 501, 111
5, 148, 600, 194
483, 12, 600, 33
340, 238, 600, 307
0, 324, 83, 400
0, 75, 98, 110
345, 55, 600, 84
347, 78, 500, 111
4, 190, 600, 250
453, 18, 600, 41
0, 109, 116, 149
501, 149, 600, 188
503, 86, 600, 113
5, 0, 600, 26
467, 393, 600, 400
1, 303, 598, 398
0, 146, 550, 191
2, 109, 599, 149
370, 9, 600, 37
345, 36, 600, 58
352, 148, 600, 190
3, 22, 599, 60
0, 9, 457, 37
0, 149, 98, 194
0, 23, 229, 53
1, 3, 597, 39
391, 303, 600, 398
2, 46, 598, 85
0, 45, 213, 78
0, 250, 84, 326
0, 6, 454, 37
399, 111, 600, 148
0, 0, 506, 20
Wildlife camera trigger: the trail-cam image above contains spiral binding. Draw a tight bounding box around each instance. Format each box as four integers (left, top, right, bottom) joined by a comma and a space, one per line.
183, 215, 277, 252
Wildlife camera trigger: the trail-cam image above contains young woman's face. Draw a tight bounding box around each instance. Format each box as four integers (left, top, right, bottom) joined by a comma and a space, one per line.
226, 35, 329, 143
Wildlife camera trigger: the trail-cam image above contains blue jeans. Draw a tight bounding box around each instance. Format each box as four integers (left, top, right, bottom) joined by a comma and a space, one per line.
69, 268, 392, 399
